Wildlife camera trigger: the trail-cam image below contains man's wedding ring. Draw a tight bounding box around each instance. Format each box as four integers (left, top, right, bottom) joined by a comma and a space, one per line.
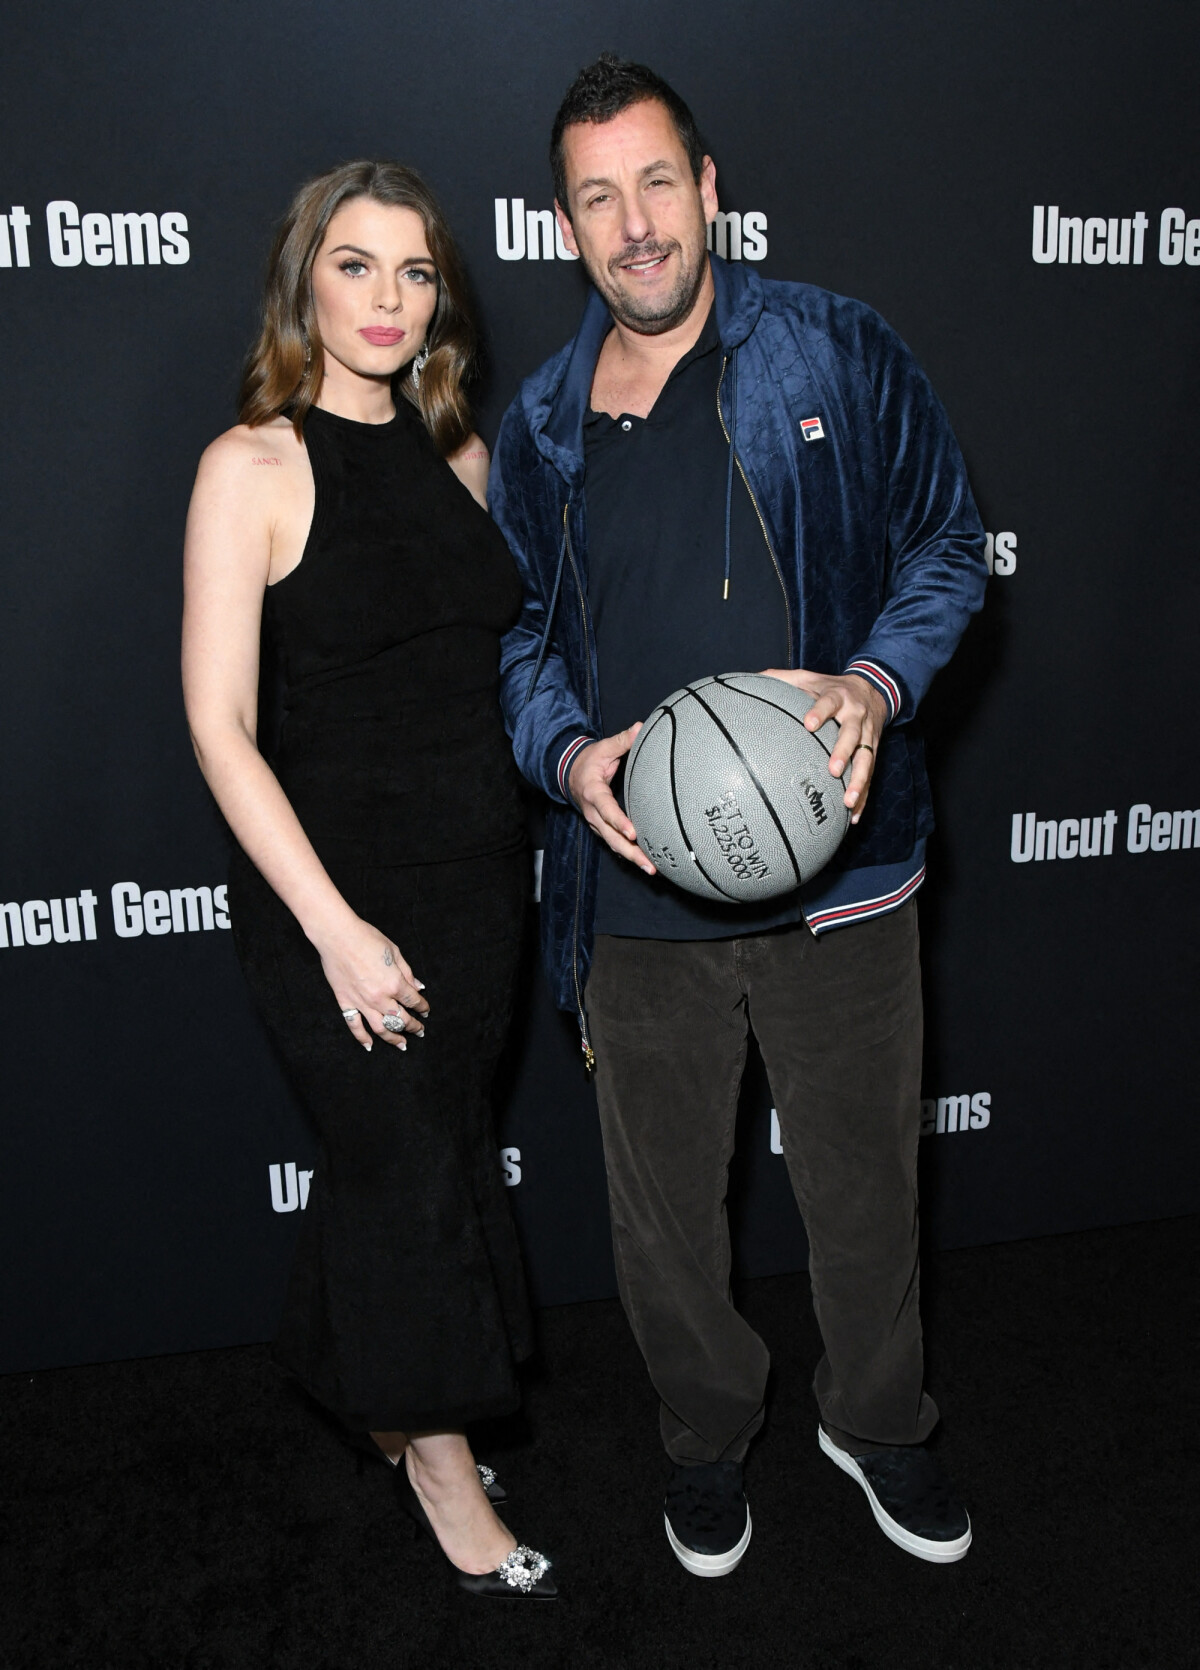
341, 1007, 360, 1021
382, 1012, 406, 1034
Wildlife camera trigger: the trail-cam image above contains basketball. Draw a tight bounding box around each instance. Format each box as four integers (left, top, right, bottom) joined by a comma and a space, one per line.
623, 672, 852, 903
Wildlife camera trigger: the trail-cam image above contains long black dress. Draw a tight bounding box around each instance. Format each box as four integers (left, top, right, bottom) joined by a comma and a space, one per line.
228, 399, 533, 1431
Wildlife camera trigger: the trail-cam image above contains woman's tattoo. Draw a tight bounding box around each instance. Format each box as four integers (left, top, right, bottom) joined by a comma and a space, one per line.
382, 950, 394, 966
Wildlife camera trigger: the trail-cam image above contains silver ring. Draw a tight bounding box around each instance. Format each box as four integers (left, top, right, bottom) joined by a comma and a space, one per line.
341, 1007, 360, 1021
382, 1012, 406, 1034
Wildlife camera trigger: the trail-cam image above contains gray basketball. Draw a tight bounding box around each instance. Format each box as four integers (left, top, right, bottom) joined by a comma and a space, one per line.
624, 672, 852, 903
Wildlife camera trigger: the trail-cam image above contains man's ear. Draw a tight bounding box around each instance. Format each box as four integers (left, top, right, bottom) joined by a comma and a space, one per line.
554, 201, 580, 257
700, 156, 719, 226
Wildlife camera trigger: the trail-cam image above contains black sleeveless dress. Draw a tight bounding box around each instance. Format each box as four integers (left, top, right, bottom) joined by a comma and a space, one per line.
227, 400, 533, 1431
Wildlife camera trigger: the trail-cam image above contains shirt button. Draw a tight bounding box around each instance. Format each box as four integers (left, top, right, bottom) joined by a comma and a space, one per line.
621, 419, 632, 432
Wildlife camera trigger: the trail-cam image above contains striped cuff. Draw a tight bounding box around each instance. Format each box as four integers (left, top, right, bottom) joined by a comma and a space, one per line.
556, 734, 594, 802
805, 863, 926, 933
844, 659, 901, 724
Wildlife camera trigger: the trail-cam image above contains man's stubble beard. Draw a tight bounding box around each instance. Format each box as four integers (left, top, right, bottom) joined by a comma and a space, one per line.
581, 223, 711, 338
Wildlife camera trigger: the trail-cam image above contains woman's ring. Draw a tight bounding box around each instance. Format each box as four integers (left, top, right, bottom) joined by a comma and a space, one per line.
382, 1012, 406, 1035
341, 1007, 360, 1021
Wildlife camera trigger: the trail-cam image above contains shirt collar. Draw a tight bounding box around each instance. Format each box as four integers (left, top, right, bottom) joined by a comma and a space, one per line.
538, 256, 764, 483
584, 299, 720, 427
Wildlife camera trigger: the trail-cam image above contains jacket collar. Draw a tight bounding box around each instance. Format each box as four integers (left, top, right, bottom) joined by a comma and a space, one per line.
533, 252, 765, 486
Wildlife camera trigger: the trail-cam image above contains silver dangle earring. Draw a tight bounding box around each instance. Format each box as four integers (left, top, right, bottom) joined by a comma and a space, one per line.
411, 342, 430, 389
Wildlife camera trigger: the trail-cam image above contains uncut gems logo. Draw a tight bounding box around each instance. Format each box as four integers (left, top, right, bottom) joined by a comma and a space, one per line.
494, 201, 767, 262
704, 211, 767, 262
0, 202, 190, 269
984, 530, 1017, 577
1031, 204, 1200, 267
769, 1099, 989, 1150
0, 880, 229, 950
269, 1162, 314, 1213
495, 200, 577, 261
1011, 804, 1199, 862
269, 1148, 522, 1211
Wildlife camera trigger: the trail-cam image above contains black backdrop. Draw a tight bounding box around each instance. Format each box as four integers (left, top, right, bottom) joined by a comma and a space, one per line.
2, 1, 1197, 1374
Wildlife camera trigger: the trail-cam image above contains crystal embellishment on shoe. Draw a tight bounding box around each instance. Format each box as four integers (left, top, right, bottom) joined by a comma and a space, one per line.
394, 1472, 556, 1598
476, 1464, 497, 1489
495, 1546, 551, 1592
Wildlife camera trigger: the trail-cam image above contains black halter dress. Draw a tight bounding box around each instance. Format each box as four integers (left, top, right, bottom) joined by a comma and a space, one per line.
228, 399, 532, 1430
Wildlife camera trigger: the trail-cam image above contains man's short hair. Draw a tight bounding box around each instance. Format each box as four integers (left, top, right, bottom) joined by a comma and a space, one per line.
550, 53, 706, 218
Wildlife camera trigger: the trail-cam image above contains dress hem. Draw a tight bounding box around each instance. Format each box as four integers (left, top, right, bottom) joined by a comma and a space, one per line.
273, 1348, 534, 1434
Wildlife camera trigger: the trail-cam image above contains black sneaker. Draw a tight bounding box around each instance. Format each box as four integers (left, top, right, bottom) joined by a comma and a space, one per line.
663, 1460, 752, 1577
819, 1427, 971, 1563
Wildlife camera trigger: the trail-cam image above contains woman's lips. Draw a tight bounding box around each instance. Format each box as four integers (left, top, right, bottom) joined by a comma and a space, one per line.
359, 327, 406, 346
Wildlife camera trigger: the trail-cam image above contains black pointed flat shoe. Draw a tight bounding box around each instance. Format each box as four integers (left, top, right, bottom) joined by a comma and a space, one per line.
395, 1472, 557, 1599
346, 1430, 508, 1505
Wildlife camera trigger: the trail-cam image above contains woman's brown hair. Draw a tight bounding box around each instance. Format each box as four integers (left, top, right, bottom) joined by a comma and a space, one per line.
239, 160, 476, 456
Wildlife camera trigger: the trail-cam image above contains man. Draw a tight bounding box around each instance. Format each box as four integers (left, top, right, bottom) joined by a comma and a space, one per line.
491, 54, 988, 1576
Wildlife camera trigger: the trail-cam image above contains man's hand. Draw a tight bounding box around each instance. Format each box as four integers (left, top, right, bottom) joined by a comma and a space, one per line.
762, 669, 887, 824
567, 725, 657, 873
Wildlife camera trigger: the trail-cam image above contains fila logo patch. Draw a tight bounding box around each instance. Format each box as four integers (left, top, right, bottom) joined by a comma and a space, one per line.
800, 416, 825, 442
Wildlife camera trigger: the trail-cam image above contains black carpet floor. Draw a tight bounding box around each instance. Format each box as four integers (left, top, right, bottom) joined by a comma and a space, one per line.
2, 1215, 1197, 1670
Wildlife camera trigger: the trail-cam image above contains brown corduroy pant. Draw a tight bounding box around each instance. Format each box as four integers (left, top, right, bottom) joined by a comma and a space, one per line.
584, 900, 938, 1463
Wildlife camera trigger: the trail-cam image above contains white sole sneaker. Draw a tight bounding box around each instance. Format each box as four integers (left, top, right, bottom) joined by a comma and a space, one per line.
664, 1505, 752, 1577
818, 1426, 971, 1564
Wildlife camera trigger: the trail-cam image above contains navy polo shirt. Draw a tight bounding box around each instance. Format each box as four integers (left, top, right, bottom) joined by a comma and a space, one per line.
584, 302, 802, 939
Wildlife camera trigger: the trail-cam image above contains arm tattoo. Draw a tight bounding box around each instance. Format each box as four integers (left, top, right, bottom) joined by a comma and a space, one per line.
251, 457, 283, 466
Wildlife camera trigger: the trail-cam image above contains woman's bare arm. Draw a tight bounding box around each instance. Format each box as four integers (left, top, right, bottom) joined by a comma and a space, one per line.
447, 432, 490, 507
181, 424, 428, 1049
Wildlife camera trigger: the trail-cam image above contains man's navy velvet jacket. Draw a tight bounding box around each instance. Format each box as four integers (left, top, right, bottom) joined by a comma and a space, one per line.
489, 254, 988, 1023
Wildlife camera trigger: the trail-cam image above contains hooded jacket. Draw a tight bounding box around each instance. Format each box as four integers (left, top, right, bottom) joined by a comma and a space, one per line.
489, 254, 988, 1035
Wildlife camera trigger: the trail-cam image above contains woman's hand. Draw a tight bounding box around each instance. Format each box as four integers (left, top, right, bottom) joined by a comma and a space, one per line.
314, 917, 431, 1052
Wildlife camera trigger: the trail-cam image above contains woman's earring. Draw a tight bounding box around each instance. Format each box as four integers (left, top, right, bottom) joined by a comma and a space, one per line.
411, 342, 430, 389
301, 329, 312, 374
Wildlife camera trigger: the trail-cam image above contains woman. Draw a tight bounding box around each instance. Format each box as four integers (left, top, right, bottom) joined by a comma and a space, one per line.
181, 161, 553, 1598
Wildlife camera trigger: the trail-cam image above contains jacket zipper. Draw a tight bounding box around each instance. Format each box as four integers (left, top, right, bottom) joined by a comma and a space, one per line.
717, 356, 817, 932
561, 500, 596, 1071
570, 819, 593, 1070
562, 502, 593, 715
716, 355, 795, 667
